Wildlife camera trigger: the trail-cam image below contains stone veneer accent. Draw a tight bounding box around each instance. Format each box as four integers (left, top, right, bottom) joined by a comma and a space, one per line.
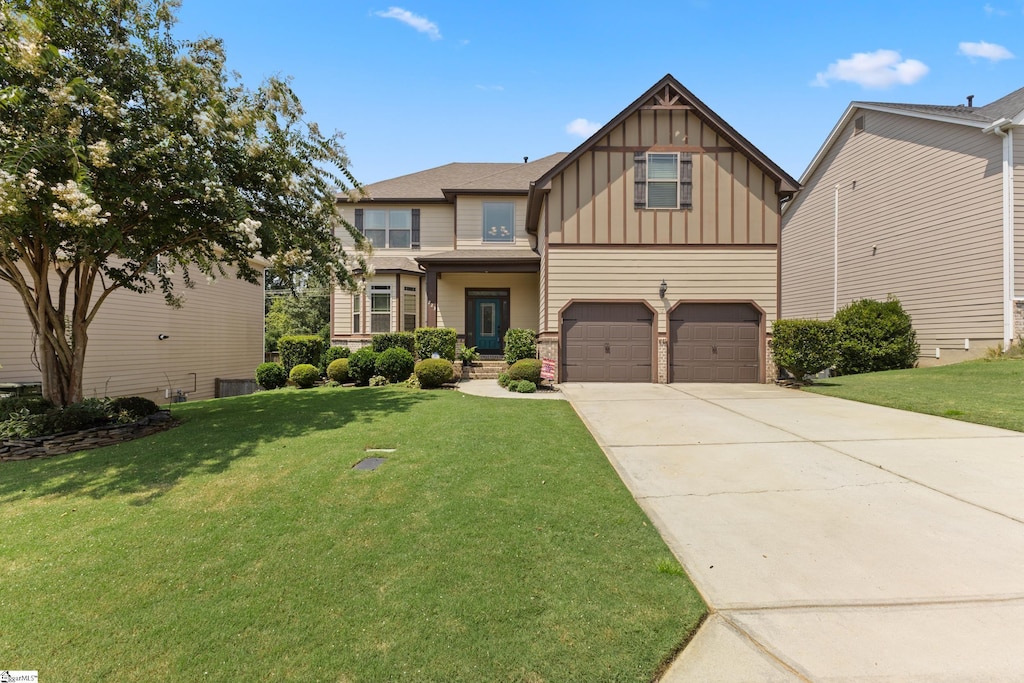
657, 336, 669, 383
537, 335, 559, 380
0, 411, 178, 462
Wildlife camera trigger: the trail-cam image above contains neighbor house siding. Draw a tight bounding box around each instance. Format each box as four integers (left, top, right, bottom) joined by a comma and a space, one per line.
543, 247, 777, 334
1014, 129, 1024, 299
0, 265, 264, 403
781, 110, 1005, 356
436, 272, 539, 334
546, 109, 780, 247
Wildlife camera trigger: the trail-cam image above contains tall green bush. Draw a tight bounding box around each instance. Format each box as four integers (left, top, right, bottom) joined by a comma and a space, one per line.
834, 297, 919, 375
414, 328, 457, 361
348, 347, 379, 386
372, 332, 416, 354
375, 347, 415, 383
770, 319, 838, 381
504, 329, 537, 364
278, 335, 326, 372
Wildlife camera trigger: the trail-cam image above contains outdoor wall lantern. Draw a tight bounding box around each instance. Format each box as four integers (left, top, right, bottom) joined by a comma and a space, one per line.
659, 280, 668, 298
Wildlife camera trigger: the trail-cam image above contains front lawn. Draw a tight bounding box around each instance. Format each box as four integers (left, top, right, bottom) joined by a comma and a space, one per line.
804, 359, 1024, 432
0, 386, 705, 681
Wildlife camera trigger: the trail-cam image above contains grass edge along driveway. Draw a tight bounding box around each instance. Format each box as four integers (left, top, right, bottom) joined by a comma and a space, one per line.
0, 386, 706, 682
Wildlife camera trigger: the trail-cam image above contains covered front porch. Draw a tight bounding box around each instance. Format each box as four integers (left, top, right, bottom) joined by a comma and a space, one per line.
417, 250, 540, 354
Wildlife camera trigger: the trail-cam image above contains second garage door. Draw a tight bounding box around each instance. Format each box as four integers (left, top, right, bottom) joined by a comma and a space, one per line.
670, 303, 761, 383
562, 302, 653, 382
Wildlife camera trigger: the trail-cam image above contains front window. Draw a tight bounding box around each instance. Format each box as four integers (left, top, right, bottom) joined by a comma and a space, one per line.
364, 209, 411, 249
370, 285, 391, 333
482, 202, 514, 243
647, 153, 679, 209
352, 294, 361, 334
403, 286, 417, 332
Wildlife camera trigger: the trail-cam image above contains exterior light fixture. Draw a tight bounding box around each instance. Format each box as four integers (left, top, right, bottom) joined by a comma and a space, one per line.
659, 280, 668, 298
157, 334, 170, 340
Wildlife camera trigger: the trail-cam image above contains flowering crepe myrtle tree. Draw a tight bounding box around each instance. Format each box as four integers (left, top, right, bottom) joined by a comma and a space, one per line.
0, 0, 368, 405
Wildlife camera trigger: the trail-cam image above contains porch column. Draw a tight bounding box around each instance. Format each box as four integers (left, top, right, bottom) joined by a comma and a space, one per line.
425, 267, 438, 327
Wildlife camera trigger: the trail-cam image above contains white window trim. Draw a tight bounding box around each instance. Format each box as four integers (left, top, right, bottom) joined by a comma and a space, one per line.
370, 284, 392, 333
646, 152, 680, 210
364, 209, 412, 249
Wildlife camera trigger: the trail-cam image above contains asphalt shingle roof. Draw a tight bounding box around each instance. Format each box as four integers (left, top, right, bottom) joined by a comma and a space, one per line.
858, 85, 1024, 124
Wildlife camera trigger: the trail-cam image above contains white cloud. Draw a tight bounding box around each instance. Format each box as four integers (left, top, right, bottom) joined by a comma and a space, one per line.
983, 3, 1008, 16
812, 49, 929, 89
566, 118, 601, 137
475, 84, 504, 92
958, 40, 1015, 61
374, 7, 441, 40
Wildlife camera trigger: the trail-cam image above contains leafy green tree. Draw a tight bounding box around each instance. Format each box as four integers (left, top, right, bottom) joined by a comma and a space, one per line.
0, 0, 366, 404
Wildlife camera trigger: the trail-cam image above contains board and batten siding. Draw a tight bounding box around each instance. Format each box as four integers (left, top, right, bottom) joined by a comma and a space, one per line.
545, 108, 781, 247
544, 247, 777, 334
781, 109, 1006, 354
0, 265, 264, 403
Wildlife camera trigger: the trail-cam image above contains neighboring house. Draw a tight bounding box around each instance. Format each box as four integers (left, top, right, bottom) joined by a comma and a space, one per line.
0, 263, 266, 403
333, 74, 798, 383
781, 87, 1024, 365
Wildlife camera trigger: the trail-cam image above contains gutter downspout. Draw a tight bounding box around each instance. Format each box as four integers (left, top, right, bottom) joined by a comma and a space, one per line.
983, 118, 1015, 349
833, 185, 840, 315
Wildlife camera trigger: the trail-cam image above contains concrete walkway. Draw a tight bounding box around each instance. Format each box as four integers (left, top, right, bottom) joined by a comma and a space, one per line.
558, 382, 1024, 682
456, 378, 566, 400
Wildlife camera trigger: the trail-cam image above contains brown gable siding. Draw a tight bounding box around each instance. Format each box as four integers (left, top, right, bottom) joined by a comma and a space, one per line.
782, 109, 1005, 351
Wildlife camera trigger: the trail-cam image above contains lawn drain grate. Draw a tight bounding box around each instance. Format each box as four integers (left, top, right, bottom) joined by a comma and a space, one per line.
353, 457, 386, 471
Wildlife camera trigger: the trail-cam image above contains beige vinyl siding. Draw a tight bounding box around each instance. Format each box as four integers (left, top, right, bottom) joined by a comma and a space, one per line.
455, 196, 531, 249
546, 108, 780, 246
782, 110, 1005, 352
1014, 129, 1024, 298
436, 272, 539, 333
332, 274, 423, 339
335, 203, 453, 254
0, 265, 263, 403
544, 247, 777, 334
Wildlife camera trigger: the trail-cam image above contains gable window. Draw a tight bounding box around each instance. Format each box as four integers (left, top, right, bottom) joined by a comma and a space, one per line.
634, 152, 693, 210
370, 285, 391, 333
362, 209, 412, 249
482, 202, 515, 243
403, 286, 417, 332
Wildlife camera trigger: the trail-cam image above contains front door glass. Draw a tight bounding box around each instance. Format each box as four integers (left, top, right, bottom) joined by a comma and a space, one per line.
475, 298, 501, 352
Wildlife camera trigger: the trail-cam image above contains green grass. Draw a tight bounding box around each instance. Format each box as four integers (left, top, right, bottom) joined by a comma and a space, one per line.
0, 386, 705, 682
804, 358, 1024, 432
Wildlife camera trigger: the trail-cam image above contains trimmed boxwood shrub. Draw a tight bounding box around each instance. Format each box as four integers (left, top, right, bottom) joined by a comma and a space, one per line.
504, 328, 537, 364
372, 332, 415, 354
510, 379, 537, 393
497, 372, 511, 388
834, 296, 919, 375
375, 347, 415, 383
326, 358, 350, 383
108, 396, 160, 420
278, 335, 326, 372
255, 362, 288, 390
414, 327, 457, 361
771, 319, 838, 381
415, 358, 454, 389
348, 347, 379, 386
507, 358, 542, 385
289, 363, 320, 388
322, 345, 351, 372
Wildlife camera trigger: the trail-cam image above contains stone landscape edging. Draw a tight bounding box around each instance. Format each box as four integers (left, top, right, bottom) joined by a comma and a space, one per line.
0, 411, 178, 462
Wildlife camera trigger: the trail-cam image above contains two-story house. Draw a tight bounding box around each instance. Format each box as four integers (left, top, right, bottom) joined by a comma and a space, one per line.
333, 75, 799, 383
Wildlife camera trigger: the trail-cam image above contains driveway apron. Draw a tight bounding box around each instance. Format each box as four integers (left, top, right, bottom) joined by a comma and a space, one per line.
558, 382, 1024, 682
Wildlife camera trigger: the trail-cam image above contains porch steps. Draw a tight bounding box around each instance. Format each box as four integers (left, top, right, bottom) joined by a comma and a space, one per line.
459, 360, 508, 380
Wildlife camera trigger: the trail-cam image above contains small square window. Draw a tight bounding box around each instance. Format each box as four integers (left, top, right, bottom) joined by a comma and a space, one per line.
482, 202, 515, 243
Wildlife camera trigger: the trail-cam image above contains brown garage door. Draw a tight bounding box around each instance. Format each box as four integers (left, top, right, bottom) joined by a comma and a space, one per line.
562, 303, 653, 382
670, 303, 761, 383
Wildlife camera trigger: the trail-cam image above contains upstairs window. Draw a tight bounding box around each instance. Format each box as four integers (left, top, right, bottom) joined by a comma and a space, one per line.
482, 202, 515, 243
363, 209, 411, 249
634, 152, 693, 210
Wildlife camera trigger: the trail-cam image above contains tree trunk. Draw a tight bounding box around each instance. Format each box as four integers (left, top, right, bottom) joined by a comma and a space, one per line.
37, 320, 86, 406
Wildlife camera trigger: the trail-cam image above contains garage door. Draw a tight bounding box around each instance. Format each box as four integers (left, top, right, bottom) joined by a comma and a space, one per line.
670, 303, 760, 383
562, 303, 653, 382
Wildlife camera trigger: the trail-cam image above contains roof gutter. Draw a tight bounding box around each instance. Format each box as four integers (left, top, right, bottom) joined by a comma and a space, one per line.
983, 118, 1016, 349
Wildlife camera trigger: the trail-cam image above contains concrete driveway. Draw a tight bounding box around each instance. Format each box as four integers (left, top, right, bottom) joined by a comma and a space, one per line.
558, 382, 1024, 682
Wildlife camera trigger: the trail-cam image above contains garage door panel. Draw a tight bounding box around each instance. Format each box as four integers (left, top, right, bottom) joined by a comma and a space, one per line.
670, 303, 761, 384
562, 303, 653, 383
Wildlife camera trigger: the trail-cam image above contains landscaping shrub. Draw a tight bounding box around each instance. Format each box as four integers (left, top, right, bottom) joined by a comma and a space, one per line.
372, 332, 415, 354
497, 372, 511, 388
0, 408, 47, 438
322, 345, 351, 372
289, 363, 320, 389
414, 327, 457, 361
255, 362, 288, 390
108, 396, 160, 421
375, 347, 415, 383
348, 347, 379, 386
278, 334, 326, 372
834, 296, 919, 375
507, 358, 542, 384
510, 379, 537, 393
369, 375, 390, 387
326, 358, 350, 383
504, 328, 537, 364
415, 358, 454, 389
0, 395, 54, 418
771, 319, 838, 381
43, 398, 110, 433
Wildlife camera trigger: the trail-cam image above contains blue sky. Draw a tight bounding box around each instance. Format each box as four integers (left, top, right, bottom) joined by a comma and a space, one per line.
175, 1, 1022, 185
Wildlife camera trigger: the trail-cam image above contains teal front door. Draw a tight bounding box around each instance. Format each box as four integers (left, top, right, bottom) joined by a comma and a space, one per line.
474, 298, 502, 352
